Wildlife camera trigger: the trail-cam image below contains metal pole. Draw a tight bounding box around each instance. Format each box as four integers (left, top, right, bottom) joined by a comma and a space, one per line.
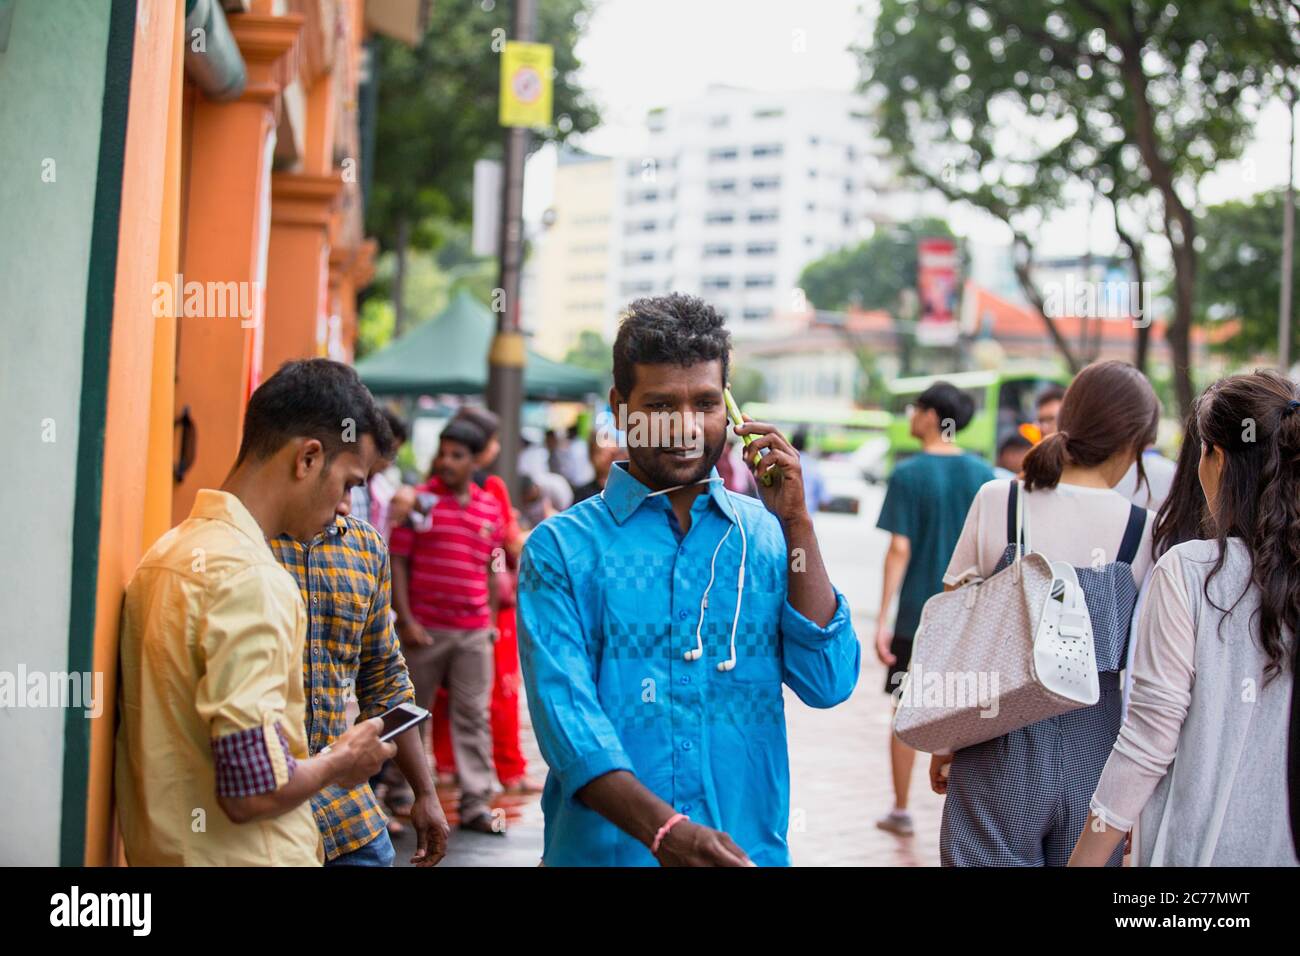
486, 0, 535, 497
1281, 86, 1296, 371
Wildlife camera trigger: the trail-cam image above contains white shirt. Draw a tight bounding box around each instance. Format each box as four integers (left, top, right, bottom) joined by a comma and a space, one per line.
1113, 450, 1177, 512
944, 478, 1156, 589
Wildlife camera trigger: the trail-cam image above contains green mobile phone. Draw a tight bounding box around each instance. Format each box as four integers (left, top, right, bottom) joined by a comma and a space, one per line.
723, 388, 775, 486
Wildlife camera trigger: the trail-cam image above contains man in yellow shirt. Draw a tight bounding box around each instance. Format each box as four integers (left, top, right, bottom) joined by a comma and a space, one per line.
115, 360, 398, 865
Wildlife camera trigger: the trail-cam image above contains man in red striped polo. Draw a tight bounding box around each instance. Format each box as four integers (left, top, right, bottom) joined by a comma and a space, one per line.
390, 419, 508, 835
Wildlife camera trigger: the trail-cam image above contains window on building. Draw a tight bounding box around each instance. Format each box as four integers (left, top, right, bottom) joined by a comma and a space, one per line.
748, 209, 779, 224
704, 244, 734, 258
744, 274, 775, 288
751, 177, 780, 190
706, 211, 736, 225
709, 147, 739, 162
710, 114, 730, 128
702, 276, 732, 290
754, 108, 784, 119
746, 241, 777, 256
743, 307, 772, 321
751, 143, 783, 158
708, 179, 737, 194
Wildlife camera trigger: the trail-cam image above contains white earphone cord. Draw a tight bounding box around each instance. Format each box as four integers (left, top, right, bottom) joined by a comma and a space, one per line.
645, 477, 746, 673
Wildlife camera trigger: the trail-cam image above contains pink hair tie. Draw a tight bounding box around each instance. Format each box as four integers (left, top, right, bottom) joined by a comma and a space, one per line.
650, 812, 689, 855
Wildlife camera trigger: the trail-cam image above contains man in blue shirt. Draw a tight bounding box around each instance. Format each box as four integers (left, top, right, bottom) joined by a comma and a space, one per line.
518, 293, 860, 866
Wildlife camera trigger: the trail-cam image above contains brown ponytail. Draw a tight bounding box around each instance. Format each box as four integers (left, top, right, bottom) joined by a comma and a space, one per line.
1021, 360, 1160, 492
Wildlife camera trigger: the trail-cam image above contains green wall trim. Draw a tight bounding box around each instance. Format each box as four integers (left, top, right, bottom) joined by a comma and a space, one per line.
60, 0, 137, 867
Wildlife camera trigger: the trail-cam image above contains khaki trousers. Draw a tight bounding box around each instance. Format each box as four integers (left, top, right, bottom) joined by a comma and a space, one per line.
403, 627, 495, 822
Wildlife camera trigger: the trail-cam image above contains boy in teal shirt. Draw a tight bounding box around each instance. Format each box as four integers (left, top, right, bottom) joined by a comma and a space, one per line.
874, 382, 993, 835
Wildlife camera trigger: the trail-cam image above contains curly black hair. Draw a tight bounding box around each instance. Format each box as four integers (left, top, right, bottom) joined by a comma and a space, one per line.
612, 293, 731, 398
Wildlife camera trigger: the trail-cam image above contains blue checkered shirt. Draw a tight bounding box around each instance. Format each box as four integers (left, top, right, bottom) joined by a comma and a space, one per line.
517, 462, 859, 866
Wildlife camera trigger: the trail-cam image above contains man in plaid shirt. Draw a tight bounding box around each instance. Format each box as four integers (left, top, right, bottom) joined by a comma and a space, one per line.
272, 501, 450, 866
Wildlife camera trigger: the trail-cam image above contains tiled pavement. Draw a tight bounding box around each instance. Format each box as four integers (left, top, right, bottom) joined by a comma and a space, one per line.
393, 504, 945, 866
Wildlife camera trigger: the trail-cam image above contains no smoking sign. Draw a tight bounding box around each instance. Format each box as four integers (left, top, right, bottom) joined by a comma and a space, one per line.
499, 41, 553, 128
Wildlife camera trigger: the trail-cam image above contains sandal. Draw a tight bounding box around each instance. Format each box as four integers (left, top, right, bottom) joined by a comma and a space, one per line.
459, 811, 506, 836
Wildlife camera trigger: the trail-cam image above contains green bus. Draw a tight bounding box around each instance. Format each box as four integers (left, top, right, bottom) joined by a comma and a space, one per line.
885, 367, 1069, 471
739, 402, 892, 455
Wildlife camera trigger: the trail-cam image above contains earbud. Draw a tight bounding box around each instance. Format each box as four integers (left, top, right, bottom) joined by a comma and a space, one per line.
716, 659, 735, 672
683, 648, 702, 661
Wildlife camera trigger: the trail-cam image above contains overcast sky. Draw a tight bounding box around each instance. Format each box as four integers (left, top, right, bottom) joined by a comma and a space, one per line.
523, 0, 1298, 262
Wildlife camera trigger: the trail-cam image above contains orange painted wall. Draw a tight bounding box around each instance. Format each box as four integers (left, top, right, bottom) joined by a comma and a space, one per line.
171, 13, 303, 524
84, 0, 184, 866
171, 101, 278, 522
263, 171, 343, 373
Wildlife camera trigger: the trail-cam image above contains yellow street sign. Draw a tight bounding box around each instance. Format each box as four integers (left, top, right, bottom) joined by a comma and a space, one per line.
499, 41, 553, 129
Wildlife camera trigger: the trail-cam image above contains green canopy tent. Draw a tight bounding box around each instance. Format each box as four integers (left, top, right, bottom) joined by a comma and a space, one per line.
355, 290, 604, 401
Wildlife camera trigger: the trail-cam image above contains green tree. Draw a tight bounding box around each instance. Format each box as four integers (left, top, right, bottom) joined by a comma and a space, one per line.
562, 329, 613, 389
727, 365, 768, 406
356, 218, 499, 359
799, 217, 956, 384
860, 0, 1296, 413
1196, 189, 1300, 361
368, 0, 601, 333
798, 217, 956, 312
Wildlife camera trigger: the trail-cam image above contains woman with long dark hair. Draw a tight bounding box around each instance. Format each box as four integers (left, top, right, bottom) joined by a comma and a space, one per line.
1151, 404, 1208, 559
932, 360, 1160, 866
1071, 371, 1300, 866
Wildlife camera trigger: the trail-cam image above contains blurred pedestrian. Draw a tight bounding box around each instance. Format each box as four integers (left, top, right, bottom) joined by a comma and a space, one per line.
573, 429, 628, 503
791, 429, 829, 514
558, 422, 596, 489
1071, 371, 1300, 866
429, 406, 542, 796
993, 432, 1032, 479
874, 382, 993, 837
350, 407, 409, 536
934, 361, 1158, 867
519, 470, 573, 528
1113, 444, 1177, 511
1035, 384, 1066, 438
518, 426, 549, 478
389, 419, 508, 836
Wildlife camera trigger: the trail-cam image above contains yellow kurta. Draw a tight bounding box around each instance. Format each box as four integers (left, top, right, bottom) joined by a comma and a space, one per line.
115, 490, 321, 865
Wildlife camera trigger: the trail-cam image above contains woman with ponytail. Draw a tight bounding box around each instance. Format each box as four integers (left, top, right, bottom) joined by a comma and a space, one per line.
1071, 371, 1300, 866
932, 360, 1160, 866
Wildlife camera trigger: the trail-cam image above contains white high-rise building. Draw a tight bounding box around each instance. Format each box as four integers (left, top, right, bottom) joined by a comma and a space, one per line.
609, 86, 922, 336
530, 148, 618, 359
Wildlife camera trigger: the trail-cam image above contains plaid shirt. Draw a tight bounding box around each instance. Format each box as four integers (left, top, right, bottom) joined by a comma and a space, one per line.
270, 516, 415, 861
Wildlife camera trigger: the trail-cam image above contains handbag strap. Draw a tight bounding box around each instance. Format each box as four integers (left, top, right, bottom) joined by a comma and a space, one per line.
1116, 503, 1147, 566
1005, 480, 1029, 563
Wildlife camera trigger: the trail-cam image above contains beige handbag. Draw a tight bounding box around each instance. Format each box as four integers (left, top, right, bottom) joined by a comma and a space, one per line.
892, 481, 1100, 754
